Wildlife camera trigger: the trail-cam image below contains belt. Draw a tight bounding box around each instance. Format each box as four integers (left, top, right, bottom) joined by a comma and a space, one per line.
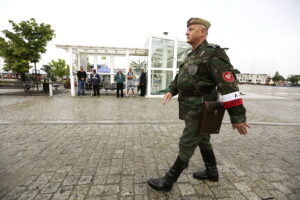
179, 91, 203, 97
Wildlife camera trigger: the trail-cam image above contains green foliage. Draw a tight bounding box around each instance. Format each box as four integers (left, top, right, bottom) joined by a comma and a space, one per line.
266, 76, 272, 84
272, 71, 285, 82
130, 60, 146, 72
41, 64, 55, 81
287, 74, 300, 85
48, 59, 70, 80
0, 18, 55, 76
0, 36, 30, 75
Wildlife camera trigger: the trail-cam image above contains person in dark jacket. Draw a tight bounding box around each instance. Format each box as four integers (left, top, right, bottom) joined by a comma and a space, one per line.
139, 68, 146, 96
114, 69, 125, 97
77, 66, 87, 96
147, 17, 250, 192
90, 69, 101, 96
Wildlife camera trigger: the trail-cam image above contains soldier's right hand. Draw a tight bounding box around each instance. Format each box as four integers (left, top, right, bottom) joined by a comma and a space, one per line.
162, 92, 173, 105
232, 123, 251, 135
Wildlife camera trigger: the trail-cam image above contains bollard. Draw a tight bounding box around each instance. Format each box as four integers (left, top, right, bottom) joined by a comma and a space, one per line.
49, 82, 53, 96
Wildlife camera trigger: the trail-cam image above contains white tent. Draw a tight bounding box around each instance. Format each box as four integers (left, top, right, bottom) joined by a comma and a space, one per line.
28, 68, 47, 75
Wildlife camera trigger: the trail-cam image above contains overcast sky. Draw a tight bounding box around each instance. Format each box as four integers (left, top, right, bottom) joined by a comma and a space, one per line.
1, 0, 300, 77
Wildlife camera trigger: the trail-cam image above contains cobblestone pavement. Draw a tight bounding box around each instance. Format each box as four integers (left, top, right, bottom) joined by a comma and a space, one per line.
0, 85, 299, 200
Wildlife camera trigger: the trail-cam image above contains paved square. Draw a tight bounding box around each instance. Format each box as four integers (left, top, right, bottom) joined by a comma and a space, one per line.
0, 85, 299, 199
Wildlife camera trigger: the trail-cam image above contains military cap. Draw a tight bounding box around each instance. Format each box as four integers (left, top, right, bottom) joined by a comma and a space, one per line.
187, 17, 211, 29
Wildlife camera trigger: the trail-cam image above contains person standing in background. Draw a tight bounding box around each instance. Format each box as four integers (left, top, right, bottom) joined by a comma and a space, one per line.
127, 67, 135, 96
90, 69, 100, 96
114, 69, 125, 97
77, 66, 87, 96
139, 68, 146, 96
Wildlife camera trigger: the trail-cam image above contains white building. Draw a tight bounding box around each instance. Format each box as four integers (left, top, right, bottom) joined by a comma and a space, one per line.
236, 73, 268, 84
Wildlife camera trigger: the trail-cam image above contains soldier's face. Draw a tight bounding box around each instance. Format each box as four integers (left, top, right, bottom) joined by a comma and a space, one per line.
186, 25, 206, 45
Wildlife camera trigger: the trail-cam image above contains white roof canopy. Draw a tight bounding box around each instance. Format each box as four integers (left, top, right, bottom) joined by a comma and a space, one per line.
56, 44, 148, 56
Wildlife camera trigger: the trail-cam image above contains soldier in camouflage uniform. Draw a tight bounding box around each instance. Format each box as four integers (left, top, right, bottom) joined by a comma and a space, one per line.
148, 17, 250, 192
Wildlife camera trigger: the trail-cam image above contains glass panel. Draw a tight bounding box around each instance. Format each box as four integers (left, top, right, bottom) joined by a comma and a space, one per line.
97, 56, 111, 73
79, 54, 88, 71
177, 42, 191, 68
151, 37, 174, 68
129, 56, 147, 73
129, 56, 147, 85
81, 55, 111, 73
101, 74, 111, 84
113, 56, 126, 73
87, 55, 94, 72
150, 70, 173, 95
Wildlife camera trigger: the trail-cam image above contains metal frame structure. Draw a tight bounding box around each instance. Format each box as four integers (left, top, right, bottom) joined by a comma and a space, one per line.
146, 35, 191, 97
56, 35, 190, 97
56, 44, 148, 96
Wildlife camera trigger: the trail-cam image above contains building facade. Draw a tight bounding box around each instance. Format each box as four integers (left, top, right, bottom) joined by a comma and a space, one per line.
236, 73, 268, 84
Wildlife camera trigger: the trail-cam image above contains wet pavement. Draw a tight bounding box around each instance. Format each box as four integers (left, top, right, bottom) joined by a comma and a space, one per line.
0, 85, 299, 200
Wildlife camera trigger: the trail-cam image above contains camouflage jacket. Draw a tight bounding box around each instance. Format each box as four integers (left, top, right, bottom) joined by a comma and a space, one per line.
168, 40, 246, 124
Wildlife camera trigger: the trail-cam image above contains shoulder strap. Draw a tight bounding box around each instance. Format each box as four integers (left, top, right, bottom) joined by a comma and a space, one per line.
207, 43, 220, 48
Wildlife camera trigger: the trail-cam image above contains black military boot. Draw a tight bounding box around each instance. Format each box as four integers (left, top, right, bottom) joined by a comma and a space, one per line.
193, 148, 219, 182
147, 156, 188, 192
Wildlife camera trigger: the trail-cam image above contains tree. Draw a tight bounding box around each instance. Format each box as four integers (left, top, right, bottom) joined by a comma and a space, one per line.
287, 75, 300, 85
41, 64, 54, 81
0, 18, 55, 89
0, 36, 31, 81
272, 71, 285, 82
48, 59, 70, 80
265, 76, 272, 85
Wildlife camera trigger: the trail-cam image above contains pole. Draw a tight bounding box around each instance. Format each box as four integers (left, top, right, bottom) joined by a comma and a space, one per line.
34, 62, 39, 91
68, 48, 75, 96
49, 80, 53, 96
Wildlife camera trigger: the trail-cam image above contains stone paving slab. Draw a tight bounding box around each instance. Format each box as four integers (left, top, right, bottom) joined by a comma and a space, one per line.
0, 85, 300, 199
0, 85, 299, 125
0, 123, 299, 200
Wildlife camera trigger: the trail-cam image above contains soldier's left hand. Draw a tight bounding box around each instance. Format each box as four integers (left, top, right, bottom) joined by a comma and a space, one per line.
232, 123, 250, 135
162, 92, 173, 105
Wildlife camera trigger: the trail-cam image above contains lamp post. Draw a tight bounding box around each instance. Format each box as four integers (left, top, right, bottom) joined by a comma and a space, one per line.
34, 63, 39, 91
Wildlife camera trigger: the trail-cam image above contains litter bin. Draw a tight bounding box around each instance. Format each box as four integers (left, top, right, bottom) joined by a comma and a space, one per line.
43, 83, 49, 94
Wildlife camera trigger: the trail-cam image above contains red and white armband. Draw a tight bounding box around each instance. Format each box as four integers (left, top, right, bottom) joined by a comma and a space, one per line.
221, 91, 243, 109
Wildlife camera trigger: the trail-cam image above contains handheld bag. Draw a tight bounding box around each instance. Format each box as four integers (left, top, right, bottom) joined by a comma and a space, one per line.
199, 101, 225, 134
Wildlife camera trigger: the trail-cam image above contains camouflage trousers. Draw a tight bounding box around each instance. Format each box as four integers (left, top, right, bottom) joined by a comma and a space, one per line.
178, 118, 212, 162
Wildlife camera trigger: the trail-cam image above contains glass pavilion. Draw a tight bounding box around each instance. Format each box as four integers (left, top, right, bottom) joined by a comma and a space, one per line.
56, 34, 191, 97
